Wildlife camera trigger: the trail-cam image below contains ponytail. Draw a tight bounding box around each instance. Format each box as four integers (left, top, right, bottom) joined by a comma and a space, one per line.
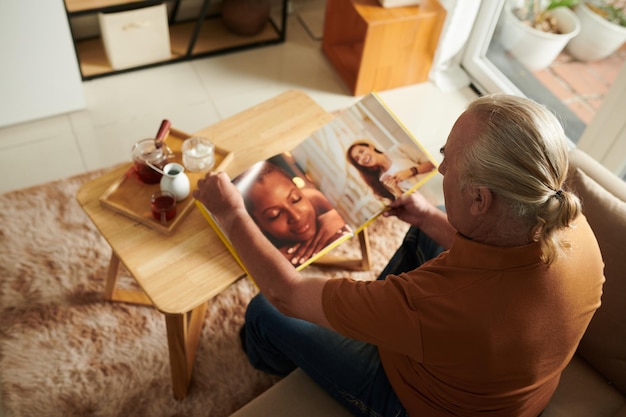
464, 94, 581, 264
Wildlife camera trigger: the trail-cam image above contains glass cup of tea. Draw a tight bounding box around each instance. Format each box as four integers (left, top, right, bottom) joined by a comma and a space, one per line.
132, 139, 173, 184
151, 191, 177, 225
182, 137, 215, 173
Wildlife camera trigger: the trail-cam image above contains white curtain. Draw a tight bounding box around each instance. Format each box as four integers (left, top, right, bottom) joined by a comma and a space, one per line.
429, 0, 482, 91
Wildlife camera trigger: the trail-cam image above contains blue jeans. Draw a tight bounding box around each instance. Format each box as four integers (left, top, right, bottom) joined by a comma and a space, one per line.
241, 226, 446, 417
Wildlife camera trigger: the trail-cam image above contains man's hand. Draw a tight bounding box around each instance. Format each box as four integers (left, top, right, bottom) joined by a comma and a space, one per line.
384, 192, 436, 228
384, 192, 456, 250
193, 172, 245, 223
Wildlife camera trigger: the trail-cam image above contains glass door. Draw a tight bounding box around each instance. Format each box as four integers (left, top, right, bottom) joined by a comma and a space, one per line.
461, 0, 626, 178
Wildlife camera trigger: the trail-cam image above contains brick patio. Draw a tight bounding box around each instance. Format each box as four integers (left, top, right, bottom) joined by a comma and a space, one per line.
534, 43, 626, 124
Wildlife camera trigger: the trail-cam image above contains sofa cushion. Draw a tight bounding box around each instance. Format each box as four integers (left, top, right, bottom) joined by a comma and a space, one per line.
541, 355, 625, 417
229, 369, 352, 417
568, 149, 626, 203
566, 163, 626, 395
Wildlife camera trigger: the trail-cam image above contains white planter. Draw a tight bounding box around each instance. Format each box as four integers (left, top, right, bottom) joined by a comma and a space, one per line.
566, 3, 626, 62
499, 5, 581, 71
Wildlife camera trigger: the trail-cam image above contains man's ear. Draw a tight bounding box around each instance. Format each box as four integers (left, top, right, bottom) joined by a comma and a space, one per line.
469, 187, 492, 215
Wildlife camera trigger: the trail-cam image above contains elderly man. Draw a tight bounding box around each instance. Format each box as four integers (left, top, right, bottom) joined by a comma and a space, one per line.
193, 94, 604, 417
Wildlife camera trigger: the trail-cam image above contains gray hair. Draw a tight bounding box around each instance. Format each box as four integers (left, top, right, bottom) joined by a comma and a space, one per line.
463, 94, 581, 264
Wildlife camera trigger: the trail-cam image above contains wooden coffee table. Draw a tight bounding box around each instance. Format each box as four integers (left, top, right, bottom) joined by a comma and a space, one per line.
76, 90, 335, 400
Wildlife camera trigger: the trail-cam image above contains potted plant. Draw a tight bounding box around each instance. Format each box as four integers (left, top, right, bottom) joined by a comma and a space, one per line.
566, 1, 626, 61
498, 0, 582, 70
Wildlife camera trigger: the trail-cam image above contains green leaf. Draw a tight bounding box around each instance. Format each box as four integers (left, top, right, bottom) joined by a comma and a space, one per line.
546, 0, 580, 11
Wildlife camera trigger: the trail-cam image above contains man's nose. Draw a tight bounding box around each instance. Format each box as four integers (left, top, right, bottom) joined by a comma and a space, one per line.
438, 160, 446, 175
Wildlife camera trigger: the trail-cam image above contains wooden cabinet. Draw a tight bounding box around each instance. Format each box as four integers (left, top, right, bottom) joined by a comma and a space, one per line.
322, 0, 446, 95
64, 0, 287, 80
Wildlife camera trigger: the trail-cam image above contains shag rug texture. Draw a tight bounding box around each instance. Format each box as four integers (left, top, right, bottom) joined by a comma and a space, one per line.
0, 168, 411, 417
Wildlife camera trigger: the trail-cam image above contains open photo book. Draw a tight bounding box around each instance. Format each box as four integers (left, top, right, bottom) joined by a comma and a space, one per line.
195, 92, 439, 277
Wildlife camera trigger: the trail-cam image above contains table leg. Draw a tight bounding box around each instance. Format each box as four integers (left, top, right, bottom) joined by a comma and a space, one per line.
357, 227, 372, 270
165, 302, 209, 400
104, 253, 153, 306
311, 227, 372, 271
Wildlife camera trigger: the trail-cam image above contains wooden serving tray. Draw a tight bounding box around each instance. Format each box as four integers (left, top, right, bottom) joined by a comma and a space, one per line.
99, 127, 234, 235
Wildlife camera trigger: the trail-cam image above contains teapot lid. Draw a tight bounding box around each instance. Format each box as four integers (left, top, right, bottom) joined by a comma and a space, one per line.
132, 138, 167, 163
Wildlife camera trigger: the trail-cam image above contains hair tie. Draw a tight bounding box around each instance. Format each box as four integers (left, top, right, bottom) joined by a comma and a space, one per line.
554, 189, 564, 199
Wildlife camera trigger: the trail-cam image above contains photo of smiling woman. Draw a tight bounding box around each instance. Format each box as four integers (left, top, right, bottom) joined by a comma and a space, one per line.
347, 140, 437, 202
234, 157, 352, 267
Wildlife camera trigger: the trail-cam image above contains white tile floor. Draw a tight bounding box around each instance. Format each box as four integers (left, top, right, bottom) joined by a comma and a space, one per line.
0, 7, 477, 198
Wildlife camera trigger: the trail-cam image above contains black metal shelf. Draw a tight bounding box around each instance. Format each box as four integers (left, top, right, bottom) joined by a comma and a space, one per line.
64, 0, 287, 80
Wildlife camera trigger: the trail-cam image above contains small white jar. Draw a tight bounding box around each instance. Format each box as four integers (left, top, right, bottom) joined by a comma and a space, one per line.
160, 162, 190, 201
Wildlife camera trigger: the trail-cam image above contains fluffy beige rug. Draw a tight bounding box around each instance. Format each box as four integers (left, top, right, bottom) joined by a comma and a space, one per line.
0, 168, 410, 417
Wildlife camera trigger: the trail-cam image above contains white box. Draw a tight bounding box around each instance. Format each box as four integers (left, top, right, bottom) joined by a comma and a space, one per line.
377, 0, 420, 7
98, 3, 171, 70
